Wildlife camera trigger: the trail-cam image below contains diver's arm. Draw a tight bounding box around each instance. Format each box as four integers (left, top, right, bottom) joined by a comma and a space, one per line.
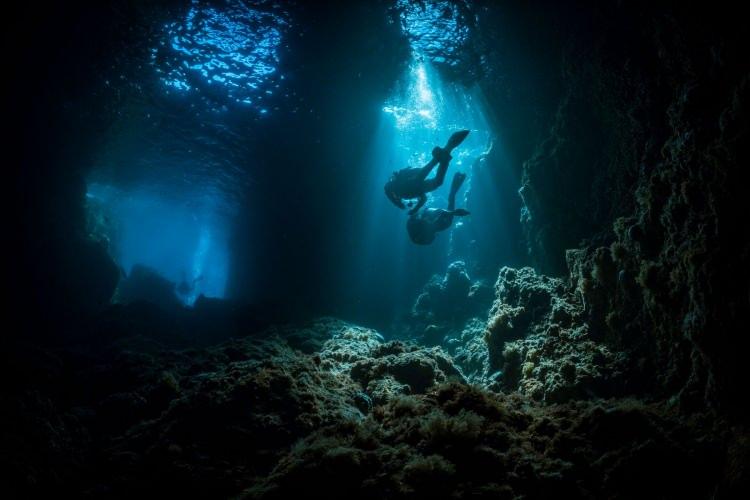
386, 186, 406, 209
409, 194, 427, 215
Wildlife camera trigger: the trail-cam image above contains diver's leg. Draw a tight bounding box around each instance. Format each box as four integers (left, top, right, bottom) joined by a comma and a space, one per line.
423, 158, 450, 192
418, 157, 439, 180
408, 194, 427, 215
447, 172, 467, 210
420, 130, 469, 192
419, 144, 452, 182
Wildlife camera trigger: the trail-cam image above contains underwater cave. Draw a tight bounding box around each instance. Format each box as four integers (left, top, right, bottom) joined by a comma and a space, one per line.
6, 0, 750, 498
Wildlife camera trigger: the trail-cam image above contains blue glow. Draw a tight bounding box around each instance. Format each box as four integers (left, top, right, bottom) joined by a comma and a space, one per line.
383, 62, 439, 129
86, 183, 229, 306
153, 0, 289, 108
396, 0, 471, 65
381, 62, 491, 205
347, 58, 493, 303
340, 56, 499, 324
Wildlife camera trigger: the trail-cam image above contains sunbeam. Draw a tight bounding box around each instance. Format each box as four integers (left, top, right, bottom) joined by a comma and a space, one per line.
344, 57, 495, 324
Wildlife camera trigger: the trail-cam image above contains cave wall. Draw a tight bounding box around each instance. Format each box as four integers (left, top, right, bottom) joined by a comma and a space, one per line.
514, 2, 750, 418
7, 2, 178, 338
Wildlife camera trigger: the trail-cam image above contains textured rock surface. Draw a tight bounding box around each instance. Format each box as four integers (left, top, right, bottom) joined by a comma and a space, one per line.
244, 384, 729, 500
406, 261, 494, 346
443, 318, 490, 384
2, 318, 465, 495
482, 267, 627, 402
515, 3, 750, 418
3, 314, 747, 498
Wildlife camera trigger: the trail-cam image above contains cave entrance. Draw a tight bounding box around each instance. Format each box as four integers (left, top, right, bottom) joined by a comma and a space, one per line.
85, 182, 230, 306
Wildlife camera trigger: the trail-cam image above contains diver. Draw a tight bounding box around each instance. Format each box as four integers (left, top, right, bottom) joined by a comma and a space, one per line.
407, 171, 470, 245
385, 129, 470, 215
176, 273, 203, 297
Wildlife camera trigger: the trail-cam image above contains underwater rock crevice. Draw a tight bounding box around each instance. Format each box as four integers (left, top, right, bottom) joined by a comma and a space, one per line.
515, 2, 750, 418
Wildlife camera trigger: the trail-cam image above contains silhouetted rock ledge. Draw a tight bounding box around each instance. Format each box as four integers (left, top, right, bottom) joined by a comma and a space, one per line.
3, 316, 746, 498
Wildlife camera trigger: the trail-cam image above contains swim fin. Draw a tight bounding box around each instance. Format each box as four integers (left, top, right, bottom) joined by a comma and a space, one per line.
450, 171, 467, 193
452, 208, 470, 216
445, 129, 470, 152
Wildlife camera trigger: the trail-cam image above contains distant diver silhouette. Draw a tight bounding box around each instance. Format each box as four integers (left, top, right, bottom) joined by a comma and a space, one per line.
407, 171, 470, 245
176, 274, 203, 296
385, 129, 470, 215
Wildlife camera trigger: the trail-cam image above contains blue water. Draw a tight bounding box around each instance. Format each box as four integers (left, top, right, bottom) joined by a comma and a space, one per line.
153, 0, 290, 109
85, 0, 512, 318
87, 183, 229, 305
396, 0, 471, 67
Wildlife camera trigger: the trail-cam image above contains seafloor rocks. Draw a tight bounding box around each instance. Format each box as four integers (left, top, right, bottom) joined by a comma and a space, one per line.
349, 342, 465, 400
306, 318, 467, 404
95, 318, 467, 493
243, 383, 726, 500
443, 318, 491, 384
408, 261, 493, 345
501, 325, 627, 402
484, 266, 627, 402
108, 337, 364, 496
409, 263, 628, 402
485, 266, 571, 356
4, 314, 746, 498
5, 317, 469, 495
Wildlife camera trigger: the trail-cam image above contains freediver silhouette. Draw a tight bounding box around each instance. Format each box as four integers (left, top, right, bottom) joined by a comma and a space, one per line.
176, 272, 203, 296
407, 171, 470, 245
384, 129, 470, 215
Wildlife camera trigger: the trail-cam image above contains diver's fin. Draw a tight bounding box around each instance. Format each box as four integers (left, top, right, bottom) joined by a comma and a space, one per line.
445, 129, 470, 151
450, 171, 467, 192
452, 208, 470, 216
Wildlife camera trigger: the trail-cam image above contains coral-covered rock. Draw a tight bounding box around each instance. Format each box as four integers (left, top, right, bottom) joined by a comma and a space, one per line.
408, 261, 493, 345
501, 324, 627, 402
244, 384, 727, 500
350, 344, 464, 395
483, 266, 627, 402
485, 267, 568, 355
307, 319, 467, 401
2, 315, 745, 498
444, 318, 491, 384
514, 2, 750, 417
111, 340, 364, 495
